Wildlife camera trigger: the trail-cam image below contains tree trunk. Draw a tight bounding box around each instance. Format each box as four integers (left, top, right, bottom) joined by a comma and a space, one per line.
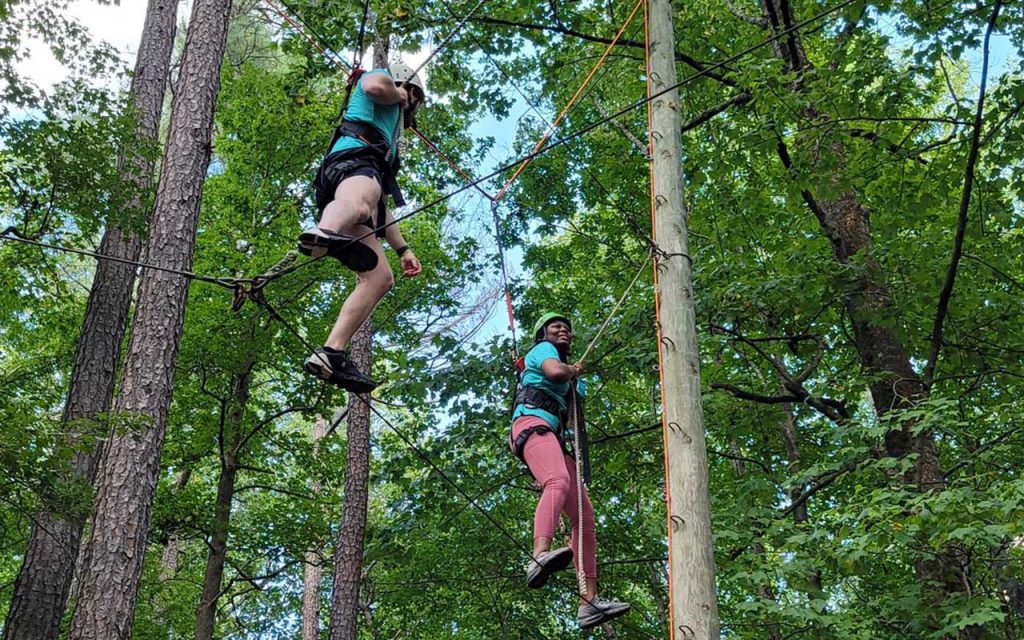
1, 2, 177, 638
160, 469, 193, 581
758, 0, 963, 633
67, 0, 233, 636
302, 417, 328, 640
327, 320, 374, 640
194, 362, 253, 640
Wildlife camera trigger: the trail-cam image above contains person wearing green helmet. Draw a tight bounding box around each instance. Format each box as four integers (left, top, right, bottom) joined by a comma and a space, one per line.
509, 312, 631, 630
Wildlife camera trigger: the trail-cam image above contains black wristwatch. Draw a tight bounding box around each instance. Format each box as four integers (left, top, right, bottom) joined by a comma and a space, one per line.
395, 244, 410, 257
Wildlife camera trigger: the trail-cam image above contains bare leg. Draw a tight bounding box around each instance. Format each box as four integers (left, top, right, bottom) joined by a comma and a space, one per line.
319, 174, 380, 234
324, 235, 393, 351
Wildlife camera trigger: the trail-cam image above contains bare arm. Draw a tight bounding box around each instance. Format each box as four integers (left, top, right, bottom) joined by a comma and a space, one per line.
541, 357, 579, 383
382, 208, 406, 249
361, 72, 407, 106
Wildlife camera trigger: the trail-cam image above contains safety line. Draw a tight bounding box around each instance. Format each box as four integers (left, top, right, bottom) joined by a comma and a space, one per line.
643, 2, 677, 638
489, 201, 518, 354
410, 127, 496, 201
264, 0, 351, 72
0, 227, 243, 290
411, 0, 491, 77
576, 250, 652, 366
493, 0, 645, 202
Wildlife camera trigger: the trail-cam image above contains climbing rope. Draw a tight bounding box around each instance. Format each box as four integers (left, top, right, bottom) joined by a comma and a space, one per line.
264, 0, 351, 72
411, 0, 491, 77
575, 250, 653, 367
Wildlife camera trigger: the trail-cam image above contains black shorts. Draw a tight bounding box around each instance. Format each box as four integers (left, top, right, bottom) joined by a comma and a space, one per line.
313, 149, 383, 218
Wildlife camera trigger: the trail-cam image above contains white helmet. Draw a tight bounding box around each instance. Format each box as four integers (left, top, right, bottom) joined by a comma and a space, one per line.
389, 61, 425, 99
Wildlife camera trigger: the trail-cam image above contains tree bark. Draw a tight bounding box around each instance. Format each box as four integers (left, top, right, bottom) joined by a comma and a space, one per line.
160, 469, 193, 581
1, 2, 178, 638
67, 0, 233, 636
194, 361, 253, 640
327, 320, 374, 640
302, 417, 328, 640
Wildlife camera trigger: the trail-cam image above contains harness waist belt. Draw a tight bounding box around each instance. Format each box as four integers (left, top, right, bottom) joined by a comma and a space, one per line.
330, 119, 406, 208
514, 385, 563, 418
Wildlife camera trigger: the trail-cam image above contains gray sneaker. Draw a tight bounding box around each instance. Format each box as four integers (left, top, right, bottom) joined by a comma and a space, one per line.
525, 547, 574, 589
578, 596, 631, 630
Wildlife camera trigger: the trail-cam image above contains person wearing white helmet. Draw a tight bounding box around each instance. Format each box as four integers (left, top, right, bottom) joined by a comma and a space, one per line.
298, 61, 426, 392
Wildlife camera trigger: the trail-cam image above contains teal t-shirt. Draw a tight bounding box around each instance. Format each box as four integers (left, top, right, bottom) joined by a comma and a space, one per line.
513, 341, 580, 429
330, 68, 400, 158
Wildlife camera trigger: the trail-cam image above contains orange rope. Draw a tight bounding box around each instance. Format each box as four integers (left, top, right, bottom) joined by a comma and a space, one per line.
644, 0, 676, 638
493, 0, 645, 201
410, 128, 496, 201
263, 0, 349, 73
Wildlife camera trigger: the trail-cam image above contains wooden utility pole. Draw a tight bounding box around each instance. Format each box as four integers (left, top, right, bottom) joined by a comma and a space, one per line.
645, 0, 719, 637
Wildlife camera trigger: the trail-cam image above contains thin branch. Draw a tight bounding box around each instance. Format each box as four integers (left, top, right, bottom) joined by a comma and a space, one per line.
723, 0, 768, 27
594, 97, 650, 157
712, 383, 801, 405
681, 92, 753, 134
924, 0, 1004, 386
962, 253, 1024, 293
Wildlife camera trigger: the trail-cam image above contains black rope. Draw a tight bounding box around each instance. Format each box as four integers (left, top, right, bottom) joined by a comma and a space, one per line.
353, 0, 371, 69
0, 226, 245, 290
410, 0, 491, 78
274, 0, 352, 70
258, 0, 861, 287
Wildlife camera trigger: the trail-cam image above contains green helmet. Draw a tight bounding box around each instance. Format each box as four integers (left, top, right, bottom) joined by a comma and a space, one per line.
532, 312, 572, 342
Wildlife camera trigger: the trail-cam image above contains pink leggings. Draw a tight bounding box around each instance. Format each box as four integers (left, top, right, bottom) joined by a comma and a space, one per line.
511, 416, 597, 578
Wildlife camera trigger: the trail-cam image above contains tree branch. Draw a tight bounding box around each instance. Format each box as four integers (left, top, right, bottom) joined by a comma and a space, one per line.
594, 97, 650, 157
459, 15, 740, 87
924, 0, 1004, 387
681, 92, 753, 134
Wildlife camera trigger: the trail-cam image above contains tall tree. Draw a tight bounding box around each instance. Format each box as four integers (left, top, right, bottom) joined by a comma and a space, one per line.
2, 0, 177, 636
303, 417, 328, 640
327, 31, 387, 640
67, 0, 234, 636
193, 356, 254, 640
327, 320, 374, 640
